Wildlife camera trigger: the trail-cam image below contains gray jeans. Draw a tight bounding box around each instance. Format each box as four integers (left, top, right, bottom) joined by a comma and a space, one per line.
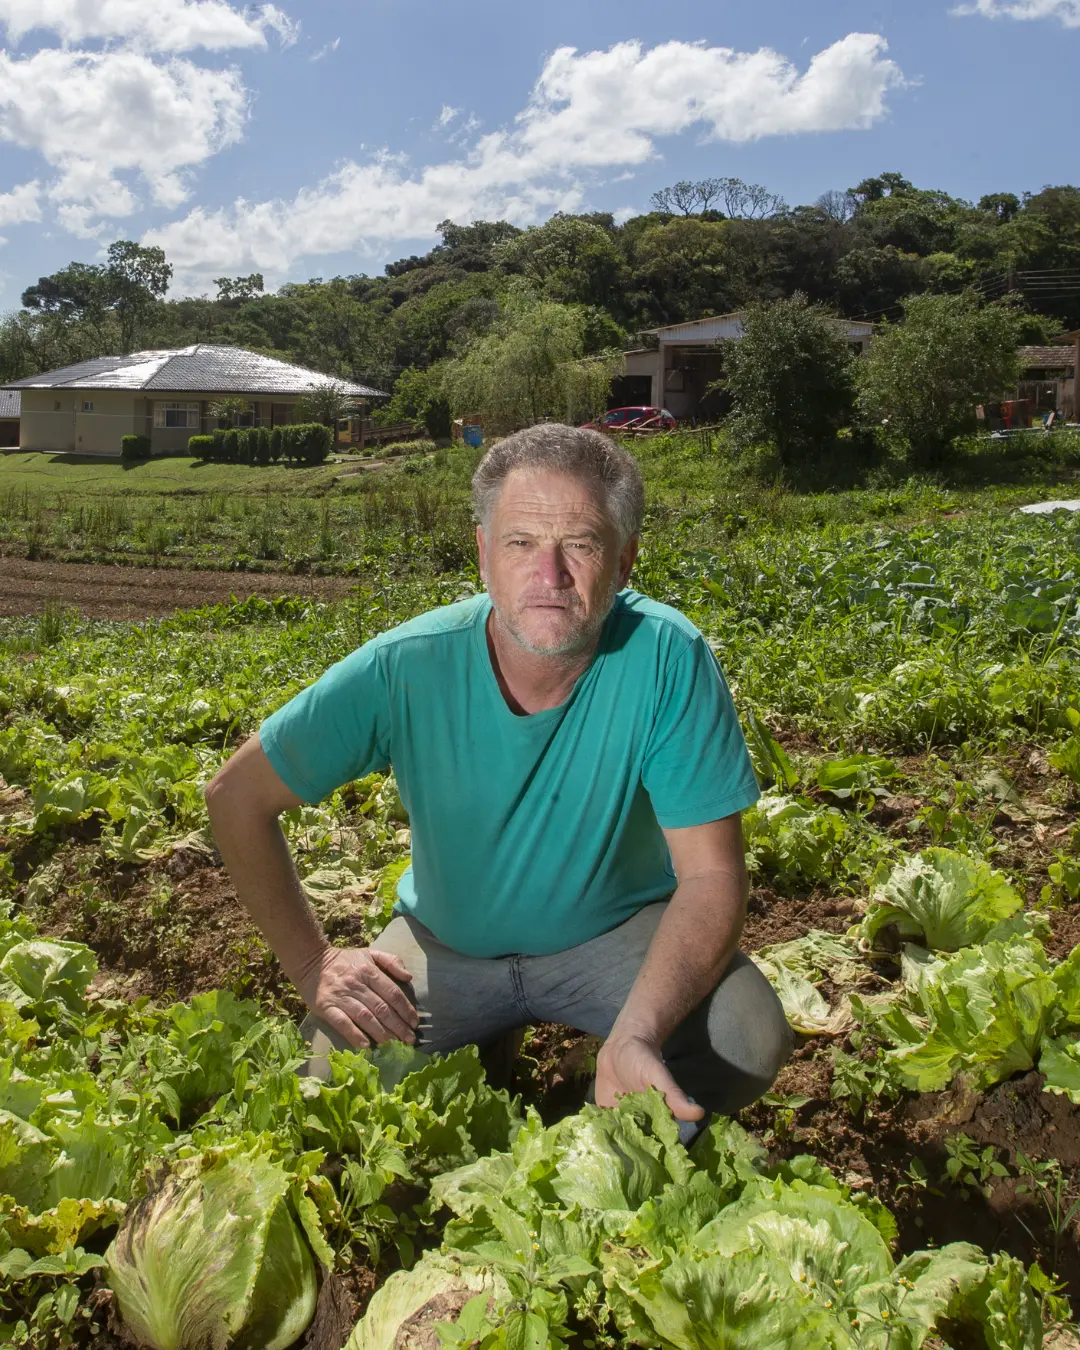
299, 901, 793, 1116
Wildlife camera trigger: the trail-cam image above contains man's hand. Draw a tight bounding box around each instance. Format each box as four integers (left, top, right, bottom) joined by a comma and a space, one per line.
594, 1032, 704, 1123
297, 947, 419, 1049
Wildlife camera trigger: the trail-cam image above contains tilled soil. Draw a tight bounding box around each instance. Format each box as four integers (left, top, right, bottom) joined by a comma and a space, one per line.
0, 556, 356, 619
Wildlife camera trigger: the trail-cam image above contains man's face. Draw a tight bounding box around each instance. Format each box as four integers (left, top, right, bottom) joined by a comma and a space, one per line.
477, 469, 638, 657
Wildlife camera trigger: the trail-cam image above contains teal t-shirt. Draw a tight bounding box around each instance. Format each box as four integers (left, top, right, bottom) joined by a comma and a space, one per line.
259, 590, 759, 959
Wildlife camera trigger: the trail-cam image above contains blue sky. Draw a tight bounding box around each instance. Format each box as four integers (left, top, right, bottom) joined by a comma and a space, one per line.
0, 0, 1077, 303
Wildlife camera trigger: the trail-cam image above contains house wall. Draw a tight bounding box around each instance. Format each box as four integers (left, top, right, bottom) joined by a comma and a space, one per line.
16, 391, 305, 456
149, 395, 300, 454
19, 389, 138, 454
0, 419, 18, 448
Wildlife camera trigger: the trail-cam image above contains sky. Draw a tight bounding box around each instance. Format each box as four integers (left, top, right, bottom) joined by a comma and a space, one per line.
0, 0, 1077, 303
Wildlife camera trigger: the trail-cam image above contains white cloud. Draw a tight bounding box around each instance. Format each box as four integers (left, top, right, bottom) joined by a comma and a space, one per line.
438, 105, 461, 127
310, 35, 341, 61
145, 32, 903, 288
0, 0, 299, 51
54, 203, 109, 238
0, 47, 249, 224
954, 0, 1080, 23
0, 178, 41, 227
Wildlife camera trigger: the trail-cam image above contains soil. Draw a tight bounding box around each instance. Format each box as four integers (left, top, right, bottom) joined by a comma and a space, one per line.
0, 556, 356, 620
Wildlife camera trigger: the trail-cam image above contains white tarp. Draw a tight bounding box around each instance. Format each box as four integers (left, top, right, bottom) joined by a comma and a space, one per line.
1018, 500, 1080, 514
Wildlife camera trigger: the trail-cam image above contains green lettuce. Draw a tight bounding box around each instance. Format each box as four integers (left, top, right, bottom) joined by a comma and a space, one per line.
860, 849, 1023, 953
1039, 1034, 1080, 1103
853, 935, 1061, 1092
345, 1252, 503, 1350
105, 1142, 316, 1350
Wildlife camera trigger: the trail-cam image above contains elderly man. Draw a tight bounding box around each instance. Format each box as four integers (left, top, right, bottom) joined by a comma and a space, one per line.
205, 424, 790, 1136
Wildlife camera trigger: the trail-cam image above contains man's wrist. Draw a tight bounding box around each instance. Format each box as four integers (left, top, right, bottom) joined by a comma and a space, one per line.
607, 1016, 663, 1048
290, 937, 335, 997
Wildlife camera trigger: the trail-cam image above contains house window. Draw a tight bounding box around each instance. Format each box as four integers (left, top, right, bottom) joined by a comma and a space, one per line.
82, 400, 94, 412
154, 401, 201, 429
54, 401, 62, 412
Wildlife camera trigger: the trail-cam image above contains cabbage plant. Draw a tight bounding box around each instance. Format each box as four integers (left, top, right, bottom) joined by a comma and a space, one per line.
105, 1143, 316, 1350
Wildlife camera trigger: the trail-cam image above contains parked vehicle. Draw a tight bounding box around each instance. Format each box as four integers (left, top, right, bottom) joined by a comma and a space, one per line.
581, 406, 678, 432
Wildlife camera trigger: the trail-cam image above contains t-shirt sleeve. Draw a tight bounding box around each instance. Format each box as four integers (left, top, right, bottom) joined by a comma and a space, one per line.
258, 640, 392, 804
641, 634, 760, 829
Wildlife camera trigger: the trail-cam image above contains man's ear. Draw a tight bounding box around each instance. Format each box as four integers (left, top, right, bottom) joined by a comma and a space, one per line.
618, 535, 640, 588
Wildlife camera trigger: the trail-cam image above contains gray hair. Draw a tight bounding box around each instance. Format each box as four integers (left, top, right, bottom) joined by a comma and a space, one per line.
471, 423, 645, 543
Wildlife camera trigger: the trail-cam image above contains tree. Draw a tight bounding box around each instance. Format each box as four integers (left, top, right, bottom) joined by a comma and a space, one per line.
631, 219, 739, 324
21, 240, 172, 353
208, 396, 249, 427
440, 300, 621, 433
816, 190, 857, 223
106, 241, 172, 350
650, 181, 704, 216
214, 274, 265, 304
857, 291, 1024, 465
723, 294, 857, 467
494, 215, 627, 312
295, 381, 355, 428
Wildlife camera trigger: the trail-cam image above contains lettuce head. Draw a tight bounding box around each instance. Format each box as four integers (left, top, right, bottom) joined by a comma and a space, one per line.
105, 1142, 316, 1350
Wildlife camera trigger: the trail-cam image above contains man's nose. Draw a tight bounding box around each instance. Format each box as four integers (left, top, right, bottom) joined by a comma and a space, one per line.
535, 543, 573, 588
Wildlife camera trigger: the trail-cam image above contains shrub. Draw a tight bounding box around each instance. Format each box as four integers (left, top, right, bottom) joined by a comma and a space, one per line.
188, 434, 215, 459
270, 427, 283, 463
280, 422, 332, 465
257, 426, 271, 466
121, 434, 151, 461
724, 294, 857, 470
211, 429, 227, 461
380, 439, 437, 458
223, 429, 240, 462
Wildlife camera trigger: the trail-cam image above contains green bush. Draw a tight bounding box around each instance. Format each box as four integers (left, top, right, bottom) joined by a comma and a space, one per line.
257, 426, 271, 466
270, 427, 283, 463
188, 434, 215, 459
380, 439, 437, 458
211, 429, 227, 461
279, 422, 332, 465
121, 434, 151, 461
223, 429, 240, 462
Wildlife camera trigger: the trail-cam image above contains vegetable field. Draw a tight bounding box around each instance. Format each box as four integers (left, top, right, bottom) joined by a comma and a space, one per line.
2, 456, 1080, 1348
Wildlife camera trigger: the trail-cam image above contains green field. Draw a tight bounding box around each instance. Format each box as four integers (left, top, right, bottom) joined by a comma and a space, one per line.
1, 437, 1080, 1347
2, 432, 1079, 577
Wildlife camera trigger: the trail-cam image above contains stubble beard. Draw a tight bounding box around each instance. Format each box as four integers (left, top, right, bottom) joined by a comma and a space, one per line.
495, 577, 620, 659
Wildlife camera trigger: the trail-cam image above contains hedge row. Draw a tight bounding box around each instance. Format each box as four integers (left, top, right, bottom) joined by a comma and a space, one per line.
189, 423, 333, 466
121, 435, 151, 460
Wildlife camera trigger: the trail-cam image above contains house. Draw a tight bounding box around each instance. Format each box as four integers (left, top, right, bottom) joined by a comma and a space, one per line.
612, 312, 875, 423
0, 390, 19, 448
1015, 345, 1076, 421
0, 345, 386, 457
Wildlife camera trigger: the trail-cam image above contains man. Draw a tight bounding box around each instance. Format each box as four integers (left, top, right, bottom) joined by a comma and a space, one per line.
205, 423, 791, 1137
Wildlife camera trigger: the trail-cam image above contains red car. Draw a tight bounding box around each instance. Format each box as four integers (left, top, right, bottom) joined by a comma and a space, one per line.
582, 406, 678, 432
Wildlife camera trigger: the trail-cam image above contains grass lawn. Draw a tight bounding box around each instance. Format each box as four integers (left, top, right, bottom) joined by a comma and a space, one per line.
0, 450, 343, 496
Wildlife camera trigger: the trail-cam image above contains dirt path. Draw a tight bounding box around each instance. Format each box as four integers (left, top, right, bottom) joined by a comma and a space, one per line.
0, 556, 356, 620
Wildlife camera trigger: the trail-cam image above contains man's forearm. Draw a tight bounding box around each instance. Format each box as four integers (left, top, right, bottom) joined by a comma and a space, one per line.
205, 790, 330, 992
610, 869, 747, 1046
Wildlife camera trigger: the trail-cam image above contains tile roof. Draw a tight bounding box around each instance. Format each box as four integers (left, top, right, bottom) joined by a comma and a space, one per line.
1018, 345, 1075, 370
0, 390, 19, 419
0, 345, 385, 398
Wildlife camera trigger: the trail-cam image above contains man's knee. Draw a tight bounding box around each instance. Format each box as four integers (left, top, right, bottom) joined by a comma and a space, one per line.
666, 952, 793, 1115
